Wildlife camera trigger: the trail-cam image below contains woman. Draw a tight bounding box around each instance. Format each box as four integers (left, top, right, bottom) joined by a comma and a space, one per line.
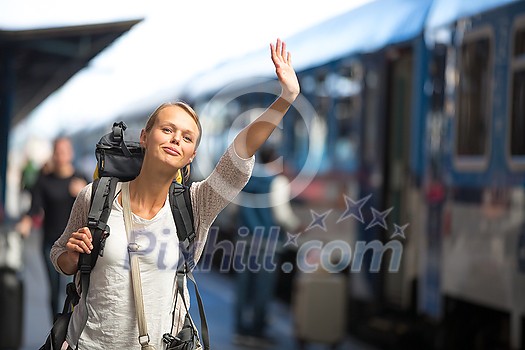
17, 136, 88, 317
50, 38, 300, 349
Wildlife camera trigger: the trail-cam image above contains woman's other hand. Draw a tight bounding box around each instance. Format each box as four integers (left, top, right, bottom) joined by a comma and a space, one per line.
58, 226, 93, 274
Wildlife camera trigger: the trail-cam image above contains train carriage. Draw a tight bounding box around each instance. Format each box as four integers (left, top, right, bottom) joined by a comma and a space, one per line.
423, 1, 525, 348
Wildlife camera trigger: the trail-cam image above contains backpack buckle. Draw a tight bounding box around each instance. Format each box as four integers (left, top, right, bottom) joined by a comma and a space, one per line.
79, 263, 91, 274
163, 333, 177, 344
138, 334, 150, 346
112, 121, 127, 142
87, 218, 98, 228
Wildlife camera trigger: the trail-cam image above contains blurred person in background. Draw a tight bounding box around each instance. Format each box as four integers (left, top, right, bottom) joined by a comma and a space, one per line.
16, 136, 88, 317
234, 145, 303, 346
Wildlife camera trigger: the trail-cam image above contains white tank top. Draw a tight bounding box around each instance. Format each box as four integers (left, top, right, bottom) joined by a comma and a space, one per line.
70, 182, 180, 349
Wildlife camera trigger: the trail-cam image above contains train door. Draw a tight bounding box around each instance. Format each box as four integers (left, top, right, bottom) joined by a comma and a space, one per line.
352, 52, 388, 314
382, 47, 415, 310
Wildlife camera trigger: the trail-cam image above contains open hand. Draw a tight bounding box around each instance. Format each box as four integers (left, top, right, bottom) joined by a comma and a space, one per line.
270, 38, 300, 102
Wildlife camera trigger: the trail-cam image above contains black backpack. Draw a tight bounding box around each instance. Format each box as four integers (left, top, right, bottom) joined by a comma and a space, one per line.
41, 121, 209, 350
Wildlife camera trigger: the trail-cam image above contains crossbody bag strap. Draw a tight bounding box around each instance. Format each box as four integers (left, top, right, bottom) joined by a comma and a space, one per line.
122, 182, 156, 350
182, 267, 210, 350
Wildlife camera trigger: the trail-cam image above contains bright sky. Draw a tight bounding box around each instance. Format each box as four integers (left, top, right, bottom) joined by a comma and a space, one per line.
3, 0, 373, 149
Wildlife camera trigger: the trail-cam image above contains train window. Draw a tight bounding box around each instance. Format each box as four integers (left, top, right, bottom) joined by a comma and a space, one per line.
508, 22, 525, 164
454, 28, 493, 167
332, 62, 363, 171
510, 70, 525, 156
284, 70, 330, 174
430, 44, 447, 113
310, 70, 331, 172
514, 28, 525, 58
314, 71, 331, 118
290, 108, 328, 174
300, 74, 316, 95
363, 69, 381, 165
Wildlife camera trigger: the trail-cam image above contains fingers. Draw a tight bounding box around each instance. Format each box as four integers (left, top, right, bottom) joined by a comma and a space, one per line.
78, 226, 93, 241
67, 227, 94, 254
270, 42, 278, 66
270, 38, 290, 65
270, 41, 276, 57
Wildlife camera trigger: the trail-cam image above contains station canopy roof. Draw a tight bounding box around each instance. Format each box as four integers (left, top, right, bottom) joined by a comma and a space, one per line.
1, 21, 142, 126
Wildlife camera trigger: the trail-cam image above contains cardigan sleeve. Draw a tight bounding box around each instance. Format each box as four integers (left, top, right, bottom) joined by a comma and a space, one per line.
50, 183, 92, 274
189, 143, 255, 265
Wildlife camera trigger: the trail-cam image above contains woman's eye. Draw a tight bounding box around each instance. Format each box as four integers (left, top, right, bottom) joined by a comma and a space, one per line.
184, 136, 193, 142
163, 128, 172, 133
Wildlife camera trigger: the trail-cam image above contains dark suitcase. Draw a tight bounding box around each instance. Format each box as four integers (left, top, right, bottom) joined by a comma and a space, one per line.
0, 268, 24, 349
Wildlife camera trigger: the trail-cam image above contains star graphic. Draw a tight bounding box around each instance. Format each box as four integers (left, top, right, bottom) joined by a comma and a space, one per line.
337, 193, 372, 224
284, 232, 300, 248
365, 207, 393, 230
306, 209, 332, 232
390, 223, 409, 239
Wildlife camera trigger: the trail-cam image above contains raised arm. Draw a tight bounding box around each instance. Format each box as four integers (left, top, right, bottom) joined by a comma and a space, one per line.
234, 38, 300, 159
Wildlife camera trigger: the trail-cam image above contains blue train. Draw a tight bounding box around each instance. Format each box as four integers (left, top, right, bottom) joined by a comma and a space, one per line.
71, 0, 525, 348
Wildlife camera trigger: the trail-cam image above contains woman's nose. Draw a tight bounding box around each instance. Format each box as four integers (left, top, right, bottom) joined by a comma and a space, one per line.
171, 131, 181, 144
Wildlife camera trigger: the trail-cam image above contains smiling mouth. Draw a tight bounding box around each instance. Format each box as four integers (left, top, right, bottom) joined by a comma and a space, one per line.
163, 147, 181, 156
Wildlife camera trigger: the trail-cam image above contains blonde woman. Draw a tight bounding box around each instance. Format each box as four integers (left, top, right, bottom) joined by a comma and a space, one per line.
50, 38, 299, 349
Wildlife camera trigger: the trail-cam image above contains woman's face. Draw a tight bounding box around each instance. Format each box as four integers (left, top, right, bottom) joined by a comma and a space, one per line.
52, 138, 74, 168
141, 105, 199, 171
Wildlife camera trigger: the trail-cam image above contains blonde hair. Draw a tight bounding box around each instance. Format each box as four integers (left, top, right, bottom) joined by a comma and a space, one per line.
144, 101, 202, 184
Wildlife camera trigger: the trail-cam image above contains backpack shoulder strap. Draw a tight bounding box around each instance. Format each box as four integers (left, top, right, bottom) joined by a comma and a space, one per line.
80, 177, 118, 269
78, 177, 118, 292
72, 176, 118, 345
169, 182, 210, 349
169, 181, 195, 251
